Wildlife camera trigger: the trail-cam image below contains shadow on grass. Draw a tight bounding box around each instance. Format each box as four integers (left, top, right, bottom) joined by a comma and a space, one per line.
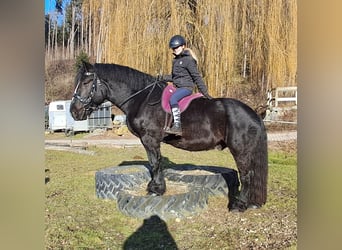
123, 215, 178, 250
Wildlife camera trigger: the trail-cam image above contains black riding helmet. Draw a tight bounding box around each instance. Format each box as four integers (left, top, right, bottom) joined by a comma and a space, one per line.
169, 35, 186, 49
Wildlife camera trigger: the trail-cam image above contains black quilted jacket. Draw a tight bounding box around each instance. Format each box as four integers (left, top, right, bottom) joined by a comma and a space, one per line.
164, 50, 209, 96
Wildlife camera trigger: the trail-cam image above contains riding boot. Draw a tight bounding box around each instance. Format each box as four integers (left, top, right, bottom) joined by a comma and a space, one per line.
166, 106, 182, 136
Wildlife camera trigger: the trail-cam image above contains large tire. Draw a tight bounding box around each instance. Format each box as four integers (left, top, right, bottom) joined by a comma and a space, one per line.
164, 165, 240, 197
96, 165, 151, 200
95, 165, 208, 220
116, 186, 208, 220
95, 165, 239, 219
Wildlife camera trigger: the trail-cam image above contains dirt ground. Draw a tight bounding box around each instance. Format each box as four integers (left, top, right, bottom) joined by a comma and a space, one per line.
45, 126, 297, 155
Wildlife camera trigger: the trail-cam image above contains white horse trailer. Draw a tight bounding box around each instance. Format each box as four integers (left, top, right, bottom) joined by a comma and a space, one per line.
48, 100, 113, 135
48, 100, 89, 134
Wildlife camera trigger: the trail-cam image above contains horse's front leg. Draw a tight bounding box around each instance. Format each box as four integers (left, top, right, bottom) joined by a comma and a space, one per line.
141, 137, 166, 195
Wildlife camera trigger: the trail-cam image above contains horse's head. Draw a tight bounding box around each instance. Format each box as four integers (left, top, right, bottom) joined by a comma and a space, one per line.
70, 61, 103, 120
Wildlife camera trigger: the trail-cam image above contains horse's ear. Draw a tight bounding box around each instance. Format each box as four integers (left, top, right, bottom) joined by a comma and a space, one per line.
82, 61, 94, 73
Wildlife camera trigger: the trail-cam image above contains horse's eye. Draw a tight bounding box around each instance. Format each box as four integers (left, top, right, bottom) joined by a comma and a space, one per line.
82, 78, 93, 85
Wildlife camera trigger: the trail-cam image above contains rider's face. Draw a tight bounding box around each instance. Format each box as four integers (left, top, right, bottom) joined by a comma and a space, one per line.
172, 45, 184, 55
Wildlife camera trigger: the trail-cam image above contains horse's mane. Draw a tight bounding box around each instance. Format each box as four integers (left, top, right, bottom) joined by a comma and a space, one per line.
94, 63, 156, 90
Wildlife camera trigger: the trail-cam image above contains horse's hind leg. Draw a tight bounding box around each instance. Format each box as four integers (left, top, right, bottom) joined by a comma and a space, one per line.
229, 127, 268, 211
141, 136, 166, 195
229, 156, 251, 212
226, 170, 241, 211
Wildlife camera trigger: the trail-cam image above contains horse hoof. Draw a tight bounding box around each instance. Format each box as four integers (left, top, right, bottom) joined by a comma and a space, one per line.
149, 188, 166, 196
147, 192, 159, 196
228, 203, 247, 212
248, 204, 260, 209
229, 208, 241, 213
147, 181, 166, 196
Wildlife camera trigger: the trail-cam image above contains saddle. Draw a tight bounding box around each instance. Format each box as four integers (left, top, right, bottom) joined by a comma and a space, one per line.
161, 84, 203, 114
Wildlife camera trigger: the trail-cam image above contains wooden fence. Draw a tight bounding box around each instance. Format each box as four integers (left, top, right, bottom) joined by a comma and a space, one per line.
267, 86, 297, 108
265, 86, 297, 123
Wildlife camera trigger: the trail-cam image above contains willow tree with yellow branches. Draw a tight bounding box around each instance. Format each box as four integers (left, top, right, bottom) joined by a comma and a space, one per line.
47, 0, 296, 99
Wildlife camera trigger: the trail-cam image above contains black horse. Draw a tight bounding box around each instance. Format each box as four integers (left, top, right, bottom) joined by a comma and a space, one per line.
70, 62, 268, 212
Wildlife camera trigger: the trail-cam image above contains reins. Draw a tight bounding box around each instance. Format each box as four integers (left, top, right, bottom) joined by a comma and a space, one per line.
74, 70, 163, 110
117, 79, 162, 108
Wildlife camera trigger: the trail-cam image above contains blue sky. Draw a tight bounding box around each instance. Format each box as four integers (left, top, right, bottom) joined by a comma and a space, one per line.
45, 0, 55, 14
45, 0, 70, 14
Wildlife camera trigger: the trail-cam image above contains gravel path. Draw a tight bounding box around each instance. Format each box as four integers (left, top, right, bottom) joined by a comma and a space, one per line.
267, 131, 297, 141
45, 131, 296, 151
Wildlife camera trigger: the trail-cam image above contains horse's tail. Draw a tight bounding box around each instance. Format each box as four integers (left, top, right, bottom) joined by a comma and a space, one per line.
222, 98, 268, 209
249, 121, 268, 206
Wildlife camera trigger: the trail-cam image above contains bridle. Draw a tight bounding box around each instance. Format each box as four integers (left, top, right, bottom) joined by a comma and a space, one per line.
73, 70, 163, 110
72, 72, 101, 111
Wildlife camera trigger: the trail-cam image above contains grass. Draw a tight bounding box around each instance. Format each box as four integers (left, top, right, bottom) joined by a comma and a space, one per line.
45, 138, 297, 249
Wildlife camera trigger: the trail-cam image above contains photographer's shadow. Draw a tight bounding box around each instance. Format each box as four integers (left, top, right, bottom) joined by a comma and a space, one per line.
123, 215, 178, 250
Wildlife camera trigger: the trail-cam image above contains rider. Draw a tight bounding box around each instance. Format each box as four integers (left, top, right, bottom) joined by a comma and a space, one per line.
164, 35, 212, 136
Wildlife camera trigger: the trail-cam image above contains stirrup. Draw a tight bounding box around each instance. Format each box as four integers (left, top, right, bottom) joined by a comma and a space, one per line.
165, 125, 182, 136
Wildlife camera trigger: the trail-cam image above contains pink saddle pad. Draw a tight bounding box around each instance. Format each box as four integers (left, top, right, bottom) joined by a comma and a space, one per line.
161, 85, 203, 113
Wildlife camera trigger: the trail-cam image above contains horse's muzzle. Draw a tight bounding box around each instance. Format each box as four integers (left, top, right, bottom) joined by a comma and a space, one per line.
70, 100, 88, 120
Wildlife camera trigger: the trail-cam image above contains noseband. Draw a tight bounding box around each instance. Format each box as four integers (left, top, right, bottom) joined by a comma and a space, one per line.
72, 72, 100, 111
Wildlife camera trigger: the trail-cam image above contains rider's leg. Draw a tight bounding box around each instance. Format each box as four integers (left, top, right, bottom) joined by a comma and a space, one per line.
166, 88, 192, 135
169, 104, 182, 134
